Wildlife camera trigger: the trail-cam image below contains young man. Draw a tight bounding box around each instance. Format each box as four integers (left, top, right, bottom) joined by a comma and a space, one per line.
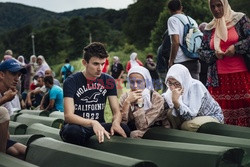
0, 59, 27, 159
43, 75, 64, 112
60, 42, 130, 146
167, 0, 200, 79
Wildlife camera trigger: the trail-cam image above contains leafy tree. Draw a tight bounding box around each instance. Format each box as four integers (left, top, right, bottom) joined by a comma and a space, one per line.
123, 0, 166, 49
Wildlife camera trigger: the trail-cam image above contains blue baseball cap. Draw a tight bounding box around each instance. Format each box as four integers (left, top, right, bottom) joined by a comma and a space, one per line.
0, 59, 27, 74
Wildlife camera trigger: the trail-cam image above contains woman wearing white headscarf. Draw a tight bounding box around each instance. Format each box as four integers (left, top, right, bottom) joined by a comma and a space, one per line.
120, 66, 170, 138
35, 55, 51, 77
125, 52, 143, 73
163, 64, 224, 132
198, 0, 250, 127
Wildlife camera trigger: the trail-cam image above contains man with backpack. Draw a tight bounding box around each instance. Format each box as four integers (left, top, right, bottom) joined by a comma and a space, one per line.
61, 58, 74, 82
167, 0, 201, 79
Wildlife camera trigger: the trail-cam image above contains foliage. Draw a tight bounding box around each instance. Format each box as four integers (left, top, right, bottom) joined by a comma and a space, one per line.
123, 0, 166, 49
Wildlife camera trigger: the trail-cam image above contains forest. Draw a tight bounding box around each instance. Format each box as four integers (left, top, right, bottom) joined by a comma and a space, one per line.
0, 0, 249, 69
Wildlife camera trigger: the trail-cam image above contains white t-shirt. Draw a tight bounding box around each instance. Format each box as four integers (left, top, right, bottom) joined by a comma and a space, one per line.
168, 14, 198, 63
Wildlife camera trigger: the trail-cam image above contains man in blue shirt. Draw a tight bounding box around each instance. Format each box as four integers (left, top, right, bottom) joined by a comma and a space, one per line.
60, 42, 129, 146
43, 75, 64, 112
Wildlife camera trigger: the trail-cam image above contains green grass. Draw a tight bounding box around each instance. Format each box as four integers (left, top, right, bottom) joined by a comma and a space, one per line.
104, 83, 130, 123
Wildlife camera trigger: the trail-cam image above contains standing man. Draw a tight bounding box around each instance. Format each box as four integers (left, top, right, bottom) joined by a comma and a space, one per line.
60, 58, 74, 82
167, 0, 200, 79
0, 59, 26, 159
60, 42, 129, 146
110, 56, 124, 97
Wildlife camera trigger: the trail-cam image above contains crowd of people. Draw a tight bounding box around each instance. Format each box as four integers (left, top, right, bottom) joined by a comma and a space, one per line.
0, 0, 249, 163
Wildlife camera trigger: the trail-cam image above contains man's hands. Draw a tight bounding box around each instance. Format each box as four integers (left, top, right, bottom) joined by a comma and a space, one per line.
3, 89, 17, 102
110, 121, 127, 138
92, 120, 110, 143
92, 120, 127, 143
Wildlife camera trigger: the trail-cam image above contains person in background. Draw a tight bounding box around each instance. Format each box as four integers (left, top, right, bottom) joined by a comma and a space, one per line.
110, 56, 124, 97
3, 50, 13, 61
198, 0, 250, 127
198, 22, 209, 87
60, 42, 129, 146
60, 58, 74, 82
156, 29, 171, 93
45, 69, 61, 87
126, 52, 143, 73
0, 59, 27, 159
167, 0, 200, 79
42, 75, 64, 112
29, 55, 38, 85
163, 64, 224, 131
144, 53, 160, 91
120, 66, 170, 138
35, 55, 50, 77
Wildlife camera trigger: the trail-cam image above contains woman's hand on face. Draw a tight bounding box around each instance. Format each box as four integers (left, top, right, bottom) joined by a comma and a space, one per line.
215, 51, 225, 59
172, 88, 183, 103
127, 90, 142, 103
224, 45, 235, 57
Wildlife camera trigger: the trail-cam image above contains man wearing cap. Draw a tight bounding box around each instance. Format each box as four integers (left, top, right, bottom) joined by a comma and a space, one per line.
0, 59, 27, 159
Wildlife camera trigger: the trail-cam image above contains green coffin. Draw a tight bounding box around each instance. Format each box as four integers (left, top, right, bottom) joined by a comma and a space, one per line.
15, 114, 64, 129
19, 110, 50, 117
9, 121, 27, 135
10, 134, 44, 146
86, 135, 244, 167
198, 122, 250, 139
26, 123, 61, 141
10, 113, 22, 121
143, 127, 250, 166
49, 111, 64, 120
25, 137, 156, 167
0, 153, 38, 167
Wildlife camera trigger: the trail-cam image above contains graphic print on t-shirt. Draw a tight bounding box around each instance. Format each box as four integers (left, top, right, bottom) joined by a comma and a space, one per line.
63, 72, 117, 123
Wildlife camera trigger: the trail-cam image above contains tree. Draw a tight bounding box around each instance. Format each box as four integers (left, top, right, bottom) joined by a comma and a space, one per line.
123, 0, 167, 49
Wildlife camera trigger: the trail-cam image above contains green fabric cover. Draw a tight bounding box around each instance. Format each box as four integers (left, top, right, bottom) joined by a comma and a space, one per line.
10, 134, 44, 146
86, 135, 244, 167
143, 127, 250, 166
16, 114, 64, 128
0, 153, 38, 167
9, 121, 27, 135
198, 122, 250, 139
10, 113, 22, 121
49, 111, 64, 120
19, 110, 50, 117
26, 123, 62, 141
26, 137, 156, 167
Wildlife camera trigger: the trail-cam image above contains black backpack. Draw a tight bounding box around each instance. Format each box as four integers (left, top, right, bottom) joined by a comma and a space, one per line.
64, 65, 72, 78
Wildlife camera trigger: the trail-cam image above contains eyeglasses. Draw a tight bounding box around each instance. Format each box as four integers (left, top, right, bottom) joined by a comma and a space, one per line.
166, 81, 181, 87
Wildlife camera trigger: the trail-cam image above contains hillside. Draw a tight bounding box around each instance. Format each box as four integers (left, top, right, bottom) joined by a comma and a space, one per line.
0, 2, 108, 32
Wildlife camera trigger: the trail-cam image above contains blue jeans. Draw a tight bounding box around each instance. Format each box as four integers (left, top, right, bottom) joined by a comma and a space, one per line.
60, 122, 130, 146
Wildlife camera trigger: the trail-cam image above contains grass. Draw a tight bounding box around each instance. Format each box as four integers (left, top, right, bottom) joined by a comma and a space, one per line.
104, 83, 130, 123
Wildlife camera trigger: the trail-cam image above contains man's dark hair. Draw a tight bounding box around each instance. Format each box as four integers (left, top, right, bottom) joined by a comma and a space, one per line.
44, 75, 54, 85
65, 58, 70, 63
168, 0, 182, 12
83, 42, 108, 63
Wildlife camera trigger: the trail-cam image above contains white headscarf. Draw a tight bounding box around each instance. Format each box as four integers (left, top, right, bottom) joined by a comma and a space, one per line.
36, 55, 50, 77
17, 55, 25, 66
130, 52, 139, 68
128, 66, 154, 110
162, 64, 207, 116
205, 0, 244, 52
29, 55, 37, 64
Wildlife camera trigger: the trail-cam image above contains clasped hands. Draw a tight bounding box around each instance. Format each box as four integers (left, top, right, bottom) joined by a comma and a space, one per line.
215, 45, 235, 59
